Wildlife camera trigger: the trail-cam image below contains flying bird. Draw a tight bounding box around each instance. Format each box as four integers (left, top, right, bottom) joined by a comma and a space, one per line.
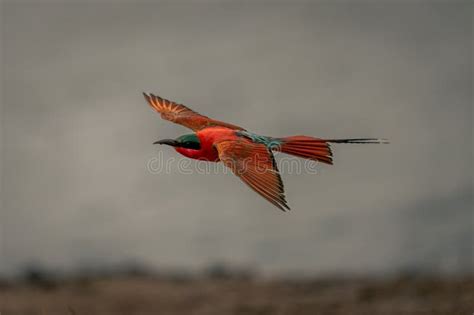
144, 93, 387, 211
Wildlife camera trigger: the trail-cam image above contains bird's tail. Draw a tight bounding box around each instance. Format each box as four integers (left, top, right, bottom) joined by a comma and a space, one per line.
276, 136, 388, 165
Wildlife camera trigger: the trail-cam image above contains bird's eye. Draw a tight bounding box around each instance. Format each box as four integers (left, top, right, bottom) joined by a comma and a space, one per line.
183, 141, 200, 149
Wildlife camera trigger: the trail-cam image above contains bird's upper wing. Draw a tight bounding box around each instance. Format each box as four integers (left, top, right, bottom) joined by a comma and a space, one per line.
143, 93, 244, 131
215, 138, 290, 211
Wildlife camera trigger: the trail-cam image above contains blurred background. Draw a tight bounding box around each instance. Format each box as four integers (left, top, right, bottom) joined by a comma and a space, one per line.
1, 1, 472, 314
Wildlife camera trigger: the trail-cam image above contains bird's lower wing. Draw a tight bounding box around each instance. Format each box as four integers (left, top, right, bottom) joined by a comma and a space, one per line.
215, 139, 290, 211
143, 93, 244, 131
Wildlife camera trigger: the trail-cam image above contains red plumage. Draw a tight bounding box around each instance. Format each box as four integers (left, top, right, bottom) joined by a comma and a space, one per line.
144, 93, 387, 211
277, 136, 333, 165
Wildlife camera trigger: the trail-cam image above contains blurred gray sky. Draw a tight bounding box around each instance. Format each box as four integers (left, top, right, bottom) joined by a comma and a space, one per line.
1, 1, 472, 276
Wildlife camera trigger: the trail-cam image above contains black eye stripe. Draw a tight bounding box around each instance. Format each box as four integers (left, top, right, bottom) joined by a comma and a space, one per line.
182, 141, 201, 149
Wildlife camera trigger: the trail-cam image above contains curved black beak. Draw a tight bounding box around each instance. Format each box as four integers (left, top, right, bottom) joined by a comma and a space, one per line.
153, 139, 179, 146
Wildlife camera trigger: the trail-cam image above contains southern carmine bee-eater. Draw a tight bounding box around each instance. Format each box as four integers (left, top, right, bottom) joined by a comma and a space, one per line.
144, 93, 387, 211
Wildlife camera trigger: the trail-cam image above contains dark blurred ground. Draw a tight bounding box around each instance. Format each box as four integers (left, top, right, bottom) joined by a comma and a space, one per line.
0, 268, 472, 315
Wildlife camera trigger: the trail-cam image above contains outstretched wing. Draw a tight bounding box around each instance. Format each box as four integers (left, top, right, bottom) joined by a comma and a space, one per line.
143, 93, 244, 131
215, 139, 290, 211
